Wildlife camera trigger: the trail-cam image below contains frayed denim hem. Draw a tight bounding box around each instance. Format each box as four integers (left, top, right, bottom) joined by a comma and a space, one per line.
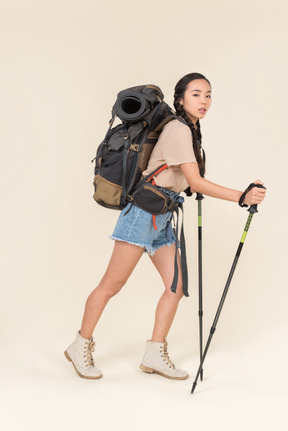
148, 240, 177, 256
109, 235, 176, 256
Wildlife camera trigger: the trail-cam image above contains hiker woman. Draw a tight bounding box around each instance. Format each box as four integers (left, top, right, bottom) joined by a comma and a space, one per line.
65, 73, 266, 380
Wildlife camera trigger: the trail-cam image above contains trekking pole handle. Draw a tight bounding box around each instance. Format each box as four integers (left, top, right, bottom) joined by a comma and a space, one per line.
238, 183, 266, 214
248, 204, 259, 214
196, 193, 204, 201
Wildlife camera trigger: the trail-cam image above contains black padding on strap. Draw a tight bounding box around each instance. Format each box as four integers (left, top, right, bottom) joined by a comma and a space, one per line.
239, 183, 257, 207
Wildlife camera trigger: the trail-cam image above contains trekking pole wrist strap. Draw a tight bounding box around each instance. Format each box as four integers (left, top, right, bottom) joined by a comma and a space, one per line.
238, 183, 257, 208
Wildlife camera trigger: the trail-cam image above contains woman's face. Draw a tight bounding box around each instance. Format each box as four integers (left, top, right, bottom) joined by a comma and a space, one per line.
180, 79, 212, 124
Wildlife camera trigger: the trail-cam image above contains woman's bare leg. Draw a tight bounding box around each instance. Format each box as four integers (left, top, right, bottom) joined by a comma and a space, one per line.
80, 241, 144, 339
149, 244, 184, 342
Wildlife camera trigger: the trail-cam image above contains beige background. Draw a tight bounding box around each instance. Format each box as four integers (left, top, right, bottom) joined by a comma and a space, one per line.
1, 0, 287, 430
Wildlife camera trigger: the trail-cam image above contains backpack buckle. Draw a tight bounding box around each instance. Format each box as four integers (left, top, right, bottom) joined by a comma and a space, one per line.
129, 143, 141, 152
167, 197, 178, 211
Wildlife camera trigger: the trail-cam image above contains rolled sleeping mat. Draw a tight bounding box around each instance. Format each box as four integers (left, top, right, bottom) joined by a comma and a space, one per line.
114, 90, 151, 123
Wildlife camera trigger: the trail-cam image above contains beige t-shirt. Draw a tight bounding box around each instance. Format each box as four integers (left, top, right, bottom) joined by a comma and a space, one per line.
142, 119, 197, 192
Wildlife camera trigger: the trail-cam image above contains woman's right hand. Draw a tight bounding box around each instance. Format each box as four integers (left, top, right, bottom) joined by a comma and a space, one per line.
243, 180, 266, 206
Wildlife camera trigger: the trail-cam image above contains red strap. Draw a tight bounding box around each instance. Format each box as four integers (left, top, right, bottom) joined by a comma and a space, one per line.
151, 178, 158, 230
152, 214, 157, 230
146, 163, 168, 181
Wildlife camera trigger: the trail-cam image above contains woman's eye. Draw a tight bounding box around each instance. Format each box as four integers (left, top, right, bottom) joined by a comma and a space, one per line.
206, 95, 211, 98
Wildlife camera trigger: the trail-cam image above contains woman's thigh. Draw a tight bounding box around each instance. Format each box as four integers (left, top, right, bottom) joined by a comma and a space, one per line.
100, 240, 145, 289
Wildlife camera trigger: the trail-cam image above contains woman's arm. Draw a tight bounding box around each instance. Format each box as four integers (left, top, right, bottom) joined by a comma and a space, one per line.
180, 163, 266, 206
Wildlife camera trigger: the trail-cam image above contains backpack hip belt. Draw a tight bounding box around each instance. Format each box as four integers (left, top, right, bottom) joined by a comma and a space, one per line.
128, 164, 179, 220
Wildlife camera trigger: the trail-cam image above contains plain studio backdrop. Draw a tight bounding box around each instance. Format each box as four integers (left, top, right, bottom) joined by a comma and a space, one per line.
0, 0, 287, 430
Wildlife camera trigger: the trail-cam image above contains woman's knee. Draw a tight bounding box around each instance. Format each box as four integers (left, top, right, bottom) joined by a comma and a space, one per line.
97, 278, 126, 299
165, 284, 184, 301
174, 288, 184, 301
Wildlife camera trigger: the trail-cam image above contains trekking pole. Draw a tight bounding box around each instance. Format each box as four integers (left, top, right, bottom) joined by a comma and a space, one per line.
196, 192, 204, 381
191, 184, 266, 394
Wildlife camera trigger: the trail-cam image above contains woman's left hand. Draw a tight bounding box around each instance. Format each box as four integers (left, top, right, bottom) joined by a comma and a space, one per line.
243, 180, 266, 206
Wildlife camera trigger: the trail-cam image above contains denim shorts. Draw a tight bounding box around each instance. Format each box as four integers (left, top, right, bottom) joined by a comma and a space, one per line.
110, 188, 184, 255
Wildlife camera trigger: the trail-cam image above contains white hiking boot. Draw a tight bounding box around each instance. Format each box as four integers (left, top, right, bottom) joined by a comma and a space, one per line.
64, 331, 102, 379
140, 339, 188, 380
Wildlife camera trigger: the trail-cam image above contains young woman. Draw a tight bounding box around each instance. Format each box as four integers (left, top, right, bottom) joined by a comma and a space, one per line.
65, 73, 266, 380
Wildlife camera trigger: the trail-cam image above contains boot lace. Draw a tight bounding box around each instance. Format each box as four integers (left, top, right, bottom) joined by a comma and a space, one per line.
160, 340, 175, 369
83, 338, 95, 368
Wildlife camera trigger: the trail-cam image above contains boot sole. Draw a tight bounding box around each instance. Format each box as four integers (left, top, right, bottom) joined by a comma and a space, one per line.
140, 364, 188, 380
64, 350, 103, 380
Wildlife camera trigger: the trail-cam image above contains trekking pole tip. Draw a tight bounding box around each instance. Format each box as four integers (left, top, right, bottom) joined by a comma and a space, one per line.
191, 381, 197, 394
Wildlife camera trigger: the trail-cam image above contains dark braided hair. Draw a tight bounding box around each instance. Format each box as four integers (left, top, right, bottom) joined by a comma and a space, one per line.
174, 73, 211, 177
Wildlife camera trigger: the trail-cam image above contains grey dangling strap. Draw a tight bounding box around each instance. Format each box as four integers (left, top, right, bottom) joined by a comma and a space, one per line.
170, 203, 189, 297
179, 203, 188, 296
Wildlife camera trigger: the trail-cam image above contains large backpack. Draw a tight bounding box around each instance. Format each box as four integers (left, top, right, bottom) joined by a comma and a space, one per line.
92, 85, 178, 210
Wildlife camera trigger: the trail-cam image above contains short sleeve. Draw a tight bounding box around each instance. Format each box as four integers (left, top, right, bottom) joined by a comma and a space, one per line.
158, 119, 197, 166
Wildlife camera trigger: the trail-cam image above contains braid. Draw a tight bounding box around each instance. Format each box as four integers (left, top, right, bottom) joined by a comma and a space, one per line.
174, 100, 205, 177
